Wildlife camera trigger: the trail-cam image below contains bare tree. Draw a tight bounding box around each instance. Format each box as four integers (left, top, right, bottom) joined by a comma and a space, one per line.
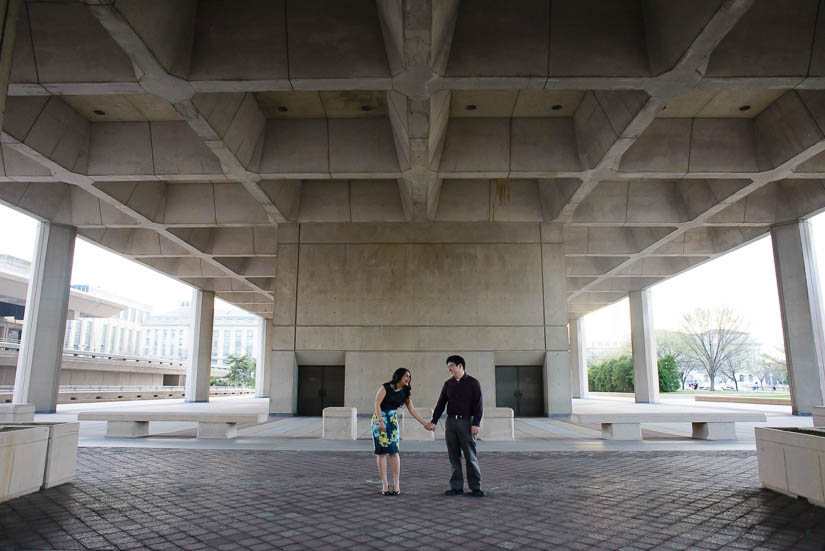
681, 307, 750, 391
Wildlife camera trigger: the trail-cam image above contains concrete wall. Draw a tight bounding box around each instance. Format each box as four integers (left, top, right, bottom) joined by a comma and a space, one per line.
270, 221, 568, 415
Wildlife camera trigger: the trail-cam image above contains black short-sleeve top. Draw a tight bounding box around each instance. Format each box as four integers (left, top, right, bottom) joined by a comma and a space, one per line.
380, 382, 410, 411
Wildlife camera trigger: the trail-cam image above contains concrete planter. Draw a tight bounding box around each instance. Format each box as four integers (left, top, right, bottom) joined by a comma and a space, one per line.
0, 425, 49, 503
479, 407, 515, 441
755, 426, 825, 508
7, 423, 79, 489
322, 407, 357, 440
813, 407, 824, 427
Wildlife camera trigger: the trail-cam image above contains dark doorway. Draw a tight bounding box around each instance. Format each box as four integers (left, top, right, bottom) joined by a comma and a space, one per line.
495, 366, 544, 417
297, 365, 345, 416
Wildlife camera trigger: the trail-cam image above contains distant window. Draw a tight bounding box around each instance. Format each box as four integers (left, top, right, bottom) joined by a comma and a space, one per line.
84, 321, 92, 351
246, 329, 253, 355
235, 330, 242, 355
212, 331, 219, 358
223, 331, 230, 357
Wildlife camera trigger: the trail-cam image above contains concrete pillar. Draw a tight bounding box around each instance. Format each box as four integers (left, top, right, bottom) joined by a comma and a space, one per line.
771, 221, 825, 415
255, 317, 272, 398
269, 351, 298, 414
0, 0, 22, 132
185, 289, 214, 402
13, 222, 76, 413
629, 289, 659, 403
569, 318, 588, 398
542, 231, 571, 416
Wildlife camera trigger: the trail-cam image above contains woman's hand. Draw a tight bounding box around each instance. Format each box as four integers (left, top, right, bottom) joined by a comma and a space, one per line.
378, 419, 386, 432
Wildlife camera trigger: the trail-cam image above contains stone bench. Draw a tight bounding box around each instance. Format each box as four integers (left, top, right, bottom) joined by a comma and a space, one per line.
77, 411, 268, 439
813, 406, 825, 427
479, 407, 515, 441
322, 407, 357, 440
570, 412, 766, 440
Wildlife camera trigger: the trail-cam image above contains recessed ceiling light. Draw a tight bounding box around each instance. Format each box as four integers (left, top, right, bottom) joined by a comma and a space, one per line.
465, 104, 477, 111
739, 105, 751, 112
278, 106, 288, 112
551, 104, 563, 110
93, 109, 105, 115
361, 105, 372, 111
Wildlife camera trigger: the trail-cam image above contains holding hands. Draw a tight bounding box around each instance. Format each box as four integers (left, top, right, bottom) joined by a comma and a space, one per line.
423, 422, 436, 431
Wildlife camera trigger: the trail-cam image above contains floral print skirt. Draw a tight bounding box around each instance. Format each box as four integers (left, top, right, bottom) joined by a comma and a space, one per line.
371, 409, 399, 455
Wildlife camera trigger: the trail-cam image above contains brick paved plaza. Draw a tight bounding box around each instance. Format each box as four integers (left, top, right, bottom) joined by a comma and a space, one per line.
1, 449, 824, 551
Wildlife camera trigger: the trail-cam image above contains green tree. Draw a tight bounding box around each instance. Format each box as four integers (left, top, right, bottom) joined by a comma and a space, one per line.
221, 354, 256, 388
588, 355, 634, 392
657, 354, 681, 392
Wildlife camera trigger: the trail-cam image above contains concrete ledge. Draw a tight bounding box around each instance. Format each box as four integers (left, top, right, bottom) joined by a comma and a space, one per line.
0, 404, 35, 423
77, 412, 268, 439
479, 407, 514, 441
572, 412, 765, 441
322, 407, 357, 440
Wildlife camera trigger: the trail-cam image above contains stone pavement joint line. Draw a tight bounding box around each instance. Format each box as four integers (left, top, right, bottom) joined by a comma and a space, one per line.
1, 449, 824, 550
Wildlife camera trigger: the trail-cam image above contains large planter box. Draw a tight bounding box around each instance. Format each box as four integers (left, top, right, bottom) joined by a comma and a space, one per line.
755, 426, 825, 508
479, 407, 515, 441
0, 426, 49, 503
322, 407, 357, 440
5, 423, 79, 489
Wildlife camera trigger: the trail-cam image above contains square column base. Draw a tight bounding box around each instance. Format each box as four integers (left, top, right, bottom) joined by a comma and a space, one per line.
197, 422, 238, 439
322, 407, 357, 440
106, 421, 149, 438
692, 422, 737, 440
0, 404, 36, 423
601, 423, 642, 440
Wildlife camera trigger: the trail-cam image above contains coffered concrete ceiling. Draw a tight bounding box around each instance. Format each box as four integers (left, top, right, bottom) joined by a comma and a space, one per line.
3, 0, 825, 320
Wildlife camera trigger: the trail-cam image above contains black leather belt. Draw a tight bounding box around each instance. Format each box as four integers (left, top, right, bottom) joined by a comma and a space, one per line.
448, 414, 467, 420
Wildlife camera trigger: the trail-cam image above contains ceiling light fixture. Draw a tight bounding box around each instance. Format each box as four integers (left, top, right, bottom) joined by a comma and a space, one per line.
361, 105, 372, 111
739, 105, 751, 112
93, 109, 106, 115
465, 104, 477, 111
551, 104, 562, 110
278, 106, 288, 112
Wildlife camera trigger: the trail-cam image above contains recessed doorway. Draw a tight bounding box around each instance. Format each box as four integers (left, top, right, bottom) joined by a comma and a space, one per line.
297, 365, 345, 416
495, 366, 544, 417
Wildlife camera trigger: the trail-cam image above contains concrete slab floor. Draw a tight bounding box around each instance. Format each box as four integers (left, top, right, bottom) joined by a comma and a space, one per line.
1, 448, 824, 550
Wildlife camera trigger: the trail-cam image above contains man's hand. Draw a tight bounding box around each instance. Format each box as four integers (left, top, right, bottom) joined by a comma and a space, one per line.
471, 426, 479, 436
424, 422, 435, 431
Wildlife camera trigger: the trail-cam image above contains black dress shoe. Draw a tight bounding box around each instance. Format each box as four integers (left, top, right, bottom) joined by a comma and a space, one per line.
444, 489, 464, 496
469, 489, 485, 497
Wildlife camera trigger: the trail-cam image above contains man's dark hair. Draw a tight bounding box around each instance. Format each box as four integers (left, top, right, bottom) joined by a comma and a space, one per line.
446, 355, 466, 370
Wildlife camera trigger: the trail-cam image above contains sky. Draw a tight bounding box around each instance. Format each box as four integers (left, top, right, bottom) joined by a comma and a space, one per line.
0, 202, 823, 349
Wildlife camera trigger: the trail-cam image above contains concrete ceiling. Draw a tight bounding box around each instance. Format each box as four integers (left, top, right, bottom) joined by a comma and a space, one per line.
3, 0, 825, 320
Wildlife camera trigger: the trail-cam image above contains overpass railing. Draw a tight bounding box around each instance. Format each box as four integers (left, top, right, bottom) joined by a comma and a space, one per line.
0, 340, 187, 370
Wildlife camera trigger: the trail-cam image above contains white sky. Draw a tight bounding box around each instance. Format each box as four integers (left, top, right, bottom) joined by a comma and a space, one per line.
1, 202, 824, 346
0, 204, 242, 315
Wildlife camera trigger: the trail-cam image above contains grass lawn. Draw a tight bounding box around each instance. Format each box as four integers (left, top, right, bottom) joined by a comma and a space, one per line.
672, 390, 790, 398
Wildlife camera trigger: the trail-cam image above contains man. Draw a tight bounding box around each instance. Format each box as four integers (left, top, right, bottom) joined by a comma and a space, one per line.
429, 355, 484, 497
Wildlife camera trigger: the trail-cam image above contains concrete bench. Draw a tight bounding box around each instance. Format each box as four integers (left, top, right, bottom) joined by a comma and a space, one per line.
570, 412, 766, 440
77, 411, 268, 439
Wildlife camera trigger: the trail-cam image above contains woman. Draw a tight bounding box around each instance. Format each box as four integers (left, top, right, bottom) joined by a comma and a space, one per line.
372, 368, 432, 495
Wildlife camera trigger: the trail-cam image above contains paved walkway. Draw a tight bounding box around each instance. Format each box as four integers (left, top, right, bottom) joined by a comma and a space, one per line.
2, 448, 824, 550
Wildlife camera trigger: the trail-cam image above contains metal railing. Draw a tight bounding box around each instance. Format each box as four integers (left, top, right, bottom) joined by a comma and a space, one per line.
0, 340, 187, 369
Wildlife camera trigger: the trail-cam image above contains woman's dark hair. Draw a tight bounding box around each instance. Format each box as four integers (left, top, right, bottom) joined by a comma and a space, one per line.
389, 368, 412, 396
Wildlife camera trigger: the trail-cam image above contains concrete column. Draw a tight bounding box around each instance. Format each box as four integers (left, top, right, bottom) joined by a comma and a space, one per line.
269, 351, 298, 414
771, 221, 825, 415
0, 0, 22, 132
569, 318, 588, 398
185, 289, 214, 402
12, 222, 76, 413
255, 317, 272, 398
542, 230, 571, 416
270, 238, 299, 413
629, 289, 659, 403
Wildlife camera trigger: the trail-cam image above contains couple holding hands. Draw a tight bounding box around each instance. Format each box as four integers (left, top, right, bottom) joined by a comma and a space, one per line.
371, 355, 484, 497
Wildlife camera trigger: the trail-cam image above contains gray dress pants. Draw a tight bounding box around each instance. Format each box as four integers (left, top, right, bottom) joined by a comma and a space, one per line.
445, 416, 482, 491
